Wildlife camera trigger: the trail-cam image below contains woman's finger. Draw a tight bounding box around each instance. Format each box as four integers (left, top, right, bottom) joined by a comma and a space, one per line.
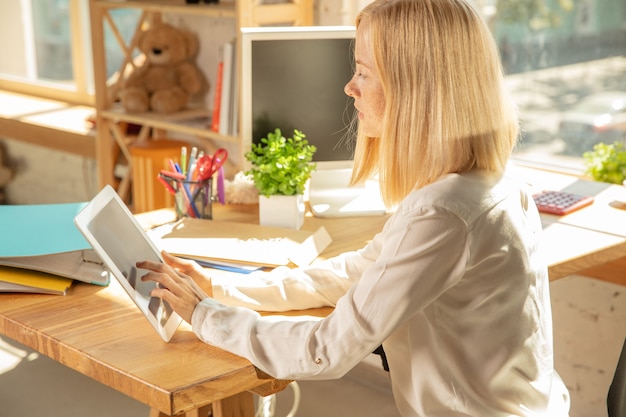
162, 251, 200, 272
136, 258, 211, 323
160, 251, 213, 296
149, 284, 197, 323
137, 259, 167, 273
139, 262, 208, 309
162, 250, 188, 266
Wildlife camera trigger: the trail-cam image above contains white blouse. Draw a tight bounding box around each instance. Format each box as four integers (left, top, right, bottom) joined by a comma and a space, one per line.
192, 168, 571, 417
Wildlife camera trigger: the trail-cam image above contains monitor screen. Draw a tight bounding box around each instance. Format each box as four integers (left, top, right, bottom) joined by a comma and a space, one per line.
240, 26, 357, 168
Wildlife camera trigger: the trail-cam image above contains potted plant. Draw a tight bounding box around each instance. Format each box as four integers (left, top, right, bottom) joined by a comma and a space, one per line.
583, 142, 626, 185
245, 128, 316, 230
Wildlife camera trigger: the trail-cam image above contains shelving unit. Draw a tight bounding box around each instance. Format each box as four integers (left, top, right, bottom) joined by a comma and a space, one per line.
89, 0, 313, 201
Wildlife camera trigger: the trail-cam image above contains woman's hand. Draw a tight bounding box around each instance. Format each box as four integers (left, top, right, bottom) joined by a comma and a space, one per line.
137, 251, 212, 323
160, 251, 213, 297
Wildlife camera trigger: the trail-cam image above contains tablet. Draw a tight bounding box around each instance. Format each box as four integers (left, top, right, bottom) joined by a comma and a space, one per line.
74, 185, 182, 342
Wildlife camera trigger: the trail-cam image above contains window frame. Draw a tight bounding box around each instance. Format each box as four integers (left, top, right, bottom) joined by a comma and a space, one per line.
0, 0, 94, 106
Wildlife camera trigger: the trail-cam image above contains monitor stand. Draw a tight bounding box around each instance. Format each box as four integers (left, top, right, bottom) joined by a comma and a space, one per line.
308, 161, 387, 218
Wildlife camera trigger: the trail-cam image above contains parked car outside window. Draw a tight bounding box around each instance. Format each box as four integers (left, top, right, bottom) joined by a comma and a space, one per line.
560, 91, 626, 156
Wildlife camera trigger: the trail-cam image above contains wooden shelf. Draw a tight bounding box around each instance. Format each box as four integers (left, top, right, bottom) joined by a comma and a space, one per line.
0, 90, 95, 158
90, 0, 314, 203
92, 0, 237, 18
101, 106, 239, 144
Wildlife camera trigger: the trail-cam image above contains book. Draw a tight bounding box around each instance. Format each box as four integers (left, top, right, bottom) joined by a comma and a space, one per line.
0, 265, 73, 295
0, 250, 109, 286
0, 202, 109, 287
218, 39, 234, 135
211, 60, 224, 132
228, 37, 239, 136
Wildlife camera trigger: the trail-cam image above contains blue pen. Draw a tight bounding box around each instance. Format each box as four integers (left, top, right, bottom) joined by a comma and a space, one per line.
183, 183, 200, 218
179, 257, 259, 274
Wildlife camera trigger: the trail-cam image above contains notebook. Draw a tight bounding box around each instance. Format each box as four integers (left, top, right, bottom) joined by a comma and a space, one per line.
308, 163, 387, 218
74, 185, 183, 342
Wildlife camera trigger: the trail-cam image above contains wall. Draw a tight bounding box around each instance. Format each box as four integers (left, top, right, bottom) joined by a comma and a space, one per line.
0, 2, 29, 76
0, 0, 368, 205
2, 138, 98, 204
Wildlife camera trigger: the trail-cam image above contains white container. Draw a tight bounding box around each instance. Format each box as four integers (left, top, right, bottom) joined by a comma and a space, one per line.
259, 194, 305, 230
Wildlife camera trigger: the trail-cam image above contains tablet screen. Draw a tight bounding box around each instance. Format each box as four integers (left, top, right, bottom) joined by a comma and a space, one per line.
75, 186, 181, 342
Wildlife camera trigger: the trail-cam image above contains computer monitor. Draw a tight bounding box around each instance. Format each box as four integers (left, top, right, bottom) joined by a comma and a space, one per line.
240, 26, 357, 170
240, 26, 386, 217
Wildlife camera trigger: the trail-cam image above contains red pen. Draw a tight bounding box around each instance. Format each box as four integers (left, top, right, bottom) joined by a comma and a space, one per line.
157, 174, 176, 195
160, 169, 185, 180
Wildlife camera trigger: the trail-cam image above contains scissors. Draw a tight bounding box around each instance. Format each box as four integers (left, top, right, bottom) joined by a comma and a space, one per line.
196, 148, 228, 181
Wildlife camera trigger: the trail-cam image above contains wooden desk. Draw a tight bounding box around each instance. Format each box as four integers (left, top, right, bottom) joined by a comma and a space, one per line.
516, 166, 626, 283
0, 204, 388, 417
2, 168, 626, 417
0, 279, 282, 417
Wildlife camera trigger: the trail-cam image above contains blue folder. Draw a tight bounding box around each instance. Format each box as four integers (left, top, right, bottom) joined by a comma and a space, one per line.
0, 202, 109, 286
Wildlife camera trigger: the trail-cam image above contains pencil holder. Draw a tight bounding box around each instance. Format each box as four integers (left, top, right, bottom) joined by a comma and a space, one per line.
175, 178, 213, 220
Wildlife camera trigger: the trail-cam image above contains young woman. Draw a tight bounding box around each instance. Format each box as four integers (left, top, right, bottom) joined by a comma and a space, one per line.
139, 0, 571, 415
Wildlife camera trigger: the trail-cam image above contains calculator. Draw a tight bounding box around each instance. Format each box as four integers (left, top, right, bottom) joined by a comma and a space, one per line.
532, 190, 594, 215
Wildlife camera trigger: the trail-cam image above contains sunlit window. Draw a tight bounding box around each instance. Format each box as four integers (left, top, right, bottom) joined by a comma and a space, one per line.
484, 0, 626, 174
0, 0, 139, 105
1, 0, 624, 177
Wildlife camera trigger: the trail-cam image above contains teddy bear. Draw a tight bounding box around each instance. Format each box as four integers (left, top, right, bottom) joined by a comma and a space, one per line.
118, 22, 209, 114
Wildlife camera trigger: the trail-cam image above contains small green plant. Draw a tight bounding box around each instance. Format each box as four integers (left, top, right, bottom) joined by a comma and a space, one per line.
245, 128, 317, 197
583, 142, 626, 184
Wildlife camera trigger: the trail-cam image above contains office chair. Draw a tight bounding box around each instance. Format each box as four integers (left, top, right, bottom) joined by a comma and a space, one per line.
608, 337, 626, 417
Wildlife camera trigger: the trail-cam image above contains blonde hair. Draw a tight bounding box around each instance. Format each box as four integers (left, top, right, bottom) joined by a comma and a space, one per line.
350, 0, 519, 206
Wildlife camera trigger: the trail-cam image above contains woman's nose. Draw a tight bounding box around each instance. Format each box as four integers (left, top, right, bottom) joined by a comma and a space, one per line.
344, 79, 356, 97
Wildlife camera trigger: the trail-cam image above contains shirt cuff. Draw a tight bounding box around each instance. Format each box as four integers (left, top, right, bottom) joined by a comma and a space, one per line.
191, 297, 222, 342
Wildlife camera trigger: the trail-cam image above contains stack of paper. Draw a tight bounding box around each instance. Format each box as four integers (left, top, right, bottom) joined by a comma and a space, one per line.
148, 218, 332, 268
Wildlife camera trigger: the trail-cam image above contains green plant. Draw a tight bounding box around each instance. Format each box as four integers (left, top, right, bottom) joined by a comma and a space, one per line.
583, 142, 626, 184
245, 128, 317, 197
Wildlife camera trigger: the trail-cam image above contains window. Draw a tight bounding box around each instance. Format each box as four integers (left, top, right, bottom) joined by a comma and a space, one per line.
0, 0, 90, 103
1, 0, 624, 176
486, 0, 626, 174
0, 0, 139, 105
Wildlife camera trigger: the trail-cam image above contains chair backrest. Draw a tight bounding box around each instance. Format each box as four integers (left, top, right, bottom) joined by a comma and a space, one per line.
608, 337, 626, 417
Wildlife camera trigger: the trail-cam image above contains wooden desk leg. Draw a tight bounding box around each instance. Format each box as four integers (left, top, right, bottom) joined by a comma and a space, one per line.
211, 392, 255, 417
147, 392, 254, 417
184, 405, 213, 417
149, 406, 212, 417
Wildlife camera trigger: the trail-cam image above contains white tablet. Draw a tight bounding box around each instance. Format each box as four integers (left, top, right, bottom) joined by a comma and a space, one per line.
74, 185, 182, 342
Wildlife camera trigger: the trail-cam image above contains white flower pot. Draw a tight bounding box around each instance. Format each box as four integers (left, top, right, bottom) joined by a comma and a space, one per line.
259, 194, 305, 230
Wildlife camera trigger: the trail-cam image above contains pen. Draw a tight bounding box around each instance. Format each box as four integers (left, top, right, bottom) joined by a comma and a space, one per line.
180, 146, 188, 175
160, 169, 185, 180
182, 182, 200, 218
168, 158, 178, 174
217, 166, 225, 204
187, 146, 198, 181
179, 257, 260, 274
157, 175, 177, 195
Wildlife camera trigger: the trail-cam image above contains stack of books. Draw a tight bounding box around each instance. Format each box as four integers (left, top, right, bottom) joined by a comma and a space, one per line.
0, 202, 109, 295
